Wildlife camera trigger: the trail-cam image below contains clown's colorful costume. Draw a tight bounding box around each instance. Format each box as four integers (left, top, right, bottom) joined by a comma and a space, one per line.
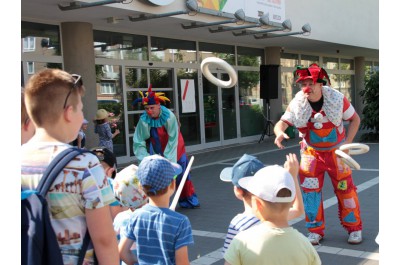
280, 64, 362, 239
132, 86, 200, 209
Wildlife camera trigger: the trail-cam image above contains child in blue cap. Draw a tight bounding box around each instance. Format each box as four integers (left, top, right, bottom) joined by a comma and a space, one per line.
118, 154, 194, 265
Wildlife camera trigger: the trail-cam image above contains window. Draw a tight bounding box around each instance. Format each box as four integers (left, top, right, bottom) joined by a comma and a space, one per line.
150, 37, 196, 63
300, 55, 319, 67
100, 82, 116, 94
93, 31, 148, 60
280, 53, 298, 67
27, 62, 34, 74
323, 57, 339, 70
237, 46, 264, 66
238, 70, 265, 137
21, 22, 61, 56
340, 58, 354, 70
199, 42, 235, 65
23, 37, 35, 52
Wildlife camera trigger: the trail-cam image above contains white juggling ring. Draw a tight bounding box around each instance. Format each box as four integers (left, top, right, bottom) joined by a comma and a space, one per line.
335, 149, 361, 170
339, 143, 369, 155
200, 57, 238, 88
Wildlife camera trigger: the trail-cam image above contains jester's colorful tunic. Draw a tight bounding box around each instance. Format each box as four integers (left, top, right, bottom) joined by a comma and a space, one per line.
133, 105, 200, 208
281, 86, 362, 237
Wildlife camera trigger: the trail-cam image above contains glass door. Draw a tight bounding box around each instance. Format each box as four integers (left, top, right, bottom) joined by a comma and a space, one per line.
202, 72, 237, 145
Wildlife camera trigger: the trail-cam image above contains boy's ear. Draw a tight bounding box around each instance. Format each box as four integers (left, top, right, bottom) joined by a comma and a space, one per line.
252, 195, 264, 212
170, 179, 176, 190
233, 186, 245, 199
107, 166, 116, 178
63, 105, 74, 122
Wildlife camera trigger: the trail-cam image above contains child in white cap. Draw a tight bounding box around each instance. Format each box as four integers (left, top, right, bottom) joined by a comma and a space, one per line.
110, 164, 148, 265
220, 153, 304, 255
112, 164, 148, 240
224, 164, 321, 265
118, 154, 194, 265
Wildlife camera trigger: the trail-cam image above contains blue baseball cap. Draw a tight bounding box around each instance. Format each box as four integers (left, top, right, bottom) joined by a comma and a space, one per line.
220, 154, 265, 187
138, 155, 182, 193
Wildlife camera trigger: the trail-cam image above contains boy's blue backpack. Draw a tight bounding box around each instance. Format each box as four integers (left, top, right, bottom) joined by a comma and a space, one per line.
21, 147, 93, 265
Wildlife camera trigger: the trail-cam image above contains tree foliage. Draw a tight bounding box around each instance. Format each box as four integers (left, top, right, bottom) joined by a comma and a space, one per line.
359, 71, 379, 142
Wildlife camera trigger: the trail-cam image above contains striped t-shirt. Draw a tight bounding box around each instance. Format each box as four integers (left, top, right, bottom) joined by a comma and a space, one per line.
222, 213, 261, 255
122, 204, 193, 264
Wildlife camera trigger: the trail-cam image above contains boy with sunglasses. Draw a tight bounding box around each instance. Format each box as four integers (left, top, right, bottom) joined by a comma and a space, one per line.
21, 69, 119, 265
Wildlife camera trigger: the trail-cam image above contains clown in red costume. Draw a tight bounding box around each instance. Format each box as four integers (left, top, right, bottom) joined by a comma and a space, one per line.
273, 64, 362, 245
132, 85, 200, 209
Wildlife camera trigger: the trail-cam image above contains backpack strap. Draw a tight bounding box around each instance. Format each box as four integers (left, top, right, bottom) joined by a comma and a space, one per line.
35, 146, 96, 265
36, 147, 88, 196
77, 231, 92, 265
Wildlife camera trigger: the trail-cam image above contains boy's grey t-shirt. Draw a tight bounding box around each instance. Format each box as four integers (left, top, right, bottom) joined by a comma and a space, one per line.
123, 204, 194, 265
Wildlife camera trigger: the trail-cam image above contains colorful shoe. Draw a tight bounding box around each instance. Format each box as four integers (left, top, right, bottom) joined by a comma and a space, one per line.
179, 200, 200, 209
308, 232, 322, 245
178, 194, 200, 209
348, 231, 362, 244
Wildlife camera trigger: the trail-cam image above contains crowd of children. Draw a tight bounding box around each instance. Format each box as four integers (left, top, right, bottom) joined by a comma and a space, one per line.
21, 68, 322, 265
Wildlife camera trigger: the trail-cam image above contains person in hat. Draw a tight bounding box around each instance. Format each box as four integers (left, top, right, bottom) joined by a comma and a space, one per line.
220, 153, 304, 255
94, 108, 120, 152
112, 164, 148, 233
273, 63, 362, 245
111, 164, 148, 265
224, 164, 321, 265
118, 155, 194, 265
132, 85, 200, 209
71, 118, 88, 148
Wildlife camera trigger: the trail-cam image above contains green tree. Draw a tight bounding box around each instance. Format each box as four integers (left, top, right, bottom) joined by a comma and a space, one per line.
359, 71, 379, 142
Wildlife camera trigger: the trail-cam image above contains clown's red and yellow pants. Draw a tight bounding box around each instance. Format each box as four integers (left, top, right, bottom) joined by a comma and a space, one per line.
299, 145, 362, 237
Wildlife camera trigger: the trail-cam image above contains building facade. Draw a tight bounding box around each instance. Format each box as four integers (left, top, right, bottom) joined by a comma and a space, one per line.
21, 0, 379, 164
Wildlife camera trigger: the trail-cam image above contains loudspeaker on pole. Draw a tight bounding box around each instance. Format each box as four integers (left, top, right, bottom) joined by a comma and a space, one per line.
260, 64, 279, 100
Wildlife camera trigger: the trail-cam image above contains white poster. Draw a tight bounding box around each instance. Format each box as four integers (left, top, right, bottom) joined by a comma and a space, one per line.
180, 79, 196, 113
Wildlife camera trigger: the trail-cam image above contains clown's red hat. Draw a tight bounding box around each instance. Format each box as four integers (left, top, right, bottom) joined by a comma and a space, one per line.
132, 84, 170, 106
295, 63, 330, 85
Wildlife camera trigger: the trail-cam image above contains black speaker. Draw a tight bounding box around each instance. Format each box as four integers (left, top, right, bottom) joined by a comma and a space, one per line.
260, 64, 279, 100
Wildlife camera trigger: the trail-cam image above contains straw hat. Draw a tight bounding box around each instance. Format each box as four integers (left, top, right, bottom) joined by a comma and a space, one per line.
95, 109, 109, 120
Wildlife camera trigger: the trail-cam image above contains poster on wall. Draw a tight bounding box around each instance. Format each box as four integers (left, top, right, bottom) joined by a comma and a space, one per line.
180, 79, 196, 113
196, 0, 285, 23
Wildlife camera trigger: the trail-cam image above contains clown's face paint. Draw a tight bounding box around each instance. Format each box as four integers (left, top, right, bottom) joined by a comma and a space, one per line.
144, 104, 161, 119
300, 80, 323, 102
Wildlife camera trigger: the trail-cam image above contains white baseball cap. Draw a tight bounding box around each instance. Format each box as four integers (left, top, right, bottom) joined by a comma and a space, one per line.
238, 165, 295, 203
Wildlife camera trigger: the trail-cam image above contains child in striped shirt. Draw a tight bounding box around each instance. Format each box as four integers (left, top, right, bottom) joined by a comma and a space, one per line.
118, 155, 194, 265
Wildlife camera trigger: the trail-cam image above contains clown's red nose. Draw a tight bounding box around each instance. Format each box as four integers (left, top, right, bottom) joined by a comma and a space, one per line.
302, 86, 311, 93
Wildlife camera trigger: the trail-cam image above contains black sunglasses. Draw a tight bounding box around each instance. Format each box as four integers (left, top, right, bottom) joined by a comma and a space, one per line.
63, 74, 83, 109
92, 148, 105, 161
